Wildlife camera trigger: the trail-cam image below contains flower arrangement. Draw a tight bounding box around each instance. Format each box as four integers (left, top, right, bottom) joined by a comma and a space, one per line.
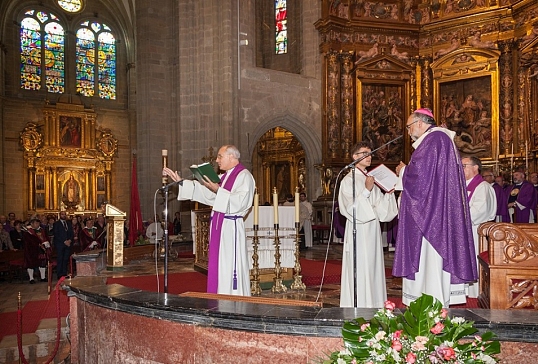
324, 294, 500, 364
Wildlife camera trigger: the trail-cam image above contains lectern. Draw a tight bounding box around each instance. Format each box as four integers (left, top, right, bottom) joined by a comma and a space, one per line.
105, 203, 126, 271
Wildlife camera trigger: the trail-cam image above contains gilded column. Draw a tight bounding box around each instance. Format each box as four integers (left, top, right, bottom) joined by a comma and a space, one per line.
420, 57, 433, 109
28, 163, 36, 212
51, 168, 58, 210
517, 67, 527, 154
326, 51, 340, 159
498, 41, 514, 155
340, 51, 354, 156
44, 168, 51, 210
85, 169, 91, 211
410, 58, 418, 112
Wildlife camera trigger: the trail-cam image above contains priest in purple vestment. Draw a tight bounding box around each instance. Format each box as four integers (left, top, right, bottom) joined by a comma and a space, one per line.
163, 145, 255, 296
393, 108, 477, 308
506, 171, 537, 223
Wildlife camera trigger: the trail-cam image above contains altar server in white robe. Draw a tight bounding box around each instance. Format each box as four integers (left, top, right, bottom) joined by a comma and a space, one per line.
163, 145, 255, 296
461, 156, 496, 298
338, 142, 398, 308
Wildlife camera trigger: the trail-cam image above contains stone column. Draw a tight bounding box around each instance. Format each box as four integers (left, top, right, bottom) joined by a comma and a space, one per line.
498, 40, 515, 155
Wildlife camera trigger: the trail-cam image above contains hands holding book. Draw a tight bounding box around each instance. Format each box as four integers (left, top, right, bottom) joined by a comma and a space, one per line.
162, 166, 220, 193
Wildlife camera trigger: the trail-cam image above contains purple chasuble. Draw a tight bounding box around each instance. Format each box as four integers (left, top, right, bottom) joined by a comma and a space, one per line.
393, 129, 477, 284
492, 183, 510, 222
466, 174, 484, 201
508, 180, 538, 223
207, 163, 246, 293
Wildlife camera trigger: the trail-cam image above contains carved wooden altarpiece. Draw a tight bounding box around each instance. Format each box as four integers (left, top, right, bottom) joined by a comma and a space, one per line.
19, 101, 118, 216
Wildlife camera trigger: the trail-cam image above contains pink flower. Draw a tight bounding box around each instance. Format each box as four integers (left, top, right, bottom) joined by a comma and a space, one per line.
393, 330, 403, 339
392, 339, 402, 351
430, 322, 444, 334
360, 323, 370, 331
440, 347, 456, 360
406, 352, 417, 363
440, 308, 448, 318
384, 300, 396, 311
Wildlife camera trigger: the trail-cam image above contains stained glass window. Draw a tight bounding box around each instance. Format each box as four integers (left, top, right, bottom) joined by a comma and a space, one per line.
57, 0, 83, 13
76, 21, 116, 99
20, 10, 65, 93
275, 0, 287, 54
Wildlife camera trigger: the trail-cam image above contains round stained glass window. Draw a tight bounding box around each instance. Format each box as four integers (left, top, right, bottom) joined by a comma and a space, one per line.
57, 0, 83, 13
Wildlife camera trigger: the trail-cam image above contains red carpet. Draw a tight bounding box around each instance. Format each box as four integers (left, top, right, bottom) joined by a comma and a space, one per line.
300, 258, 342, 286
0, 289, 69, 342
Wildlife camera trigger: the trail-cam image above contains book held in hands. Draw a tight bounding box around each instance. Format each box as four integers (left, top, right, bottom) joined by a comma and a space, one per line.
189, 162, 221, 184
367, 164, 398, 193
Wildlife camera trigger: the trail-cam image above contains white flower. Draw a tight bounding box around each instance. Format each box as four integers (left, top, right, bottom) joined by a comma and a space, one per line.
452, 317, 466, 325
477, 353, 497, 364
375, 330, 387, 341
336, 358, 347, 364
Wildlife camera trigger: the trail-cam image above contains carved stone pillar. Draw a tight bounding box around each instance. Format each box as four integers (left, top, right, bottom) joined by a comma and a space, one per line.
498, 41, 514, 155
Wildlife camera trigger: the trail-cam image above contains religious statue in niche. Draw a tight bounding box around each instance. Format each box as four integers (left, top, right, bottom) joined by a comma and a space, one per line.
62, 174, 81, 209
59, 116, 82, 148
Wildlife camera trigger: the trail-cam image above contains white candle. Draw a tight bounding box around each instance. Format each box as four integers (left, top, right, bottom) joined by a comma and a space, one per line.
294, 187, 300, 223
253, 189, 259, 225
162, 149, 168, 157
273, 187, 279, 224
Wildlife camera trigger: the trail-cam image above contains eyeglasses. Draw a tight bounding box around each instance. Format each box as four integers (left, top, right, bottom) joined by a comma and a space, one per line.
405, 120, 419, 130
462, 164, 475, 168
483, 174, 494, 178
353, 151, 372, 156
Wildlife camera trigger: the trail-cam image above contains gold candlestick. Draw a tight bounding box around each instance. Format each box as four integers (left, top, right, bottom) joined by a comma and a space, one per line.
250, 224, 261, 296
271, 222, 287, 293
290, 221, 306, 291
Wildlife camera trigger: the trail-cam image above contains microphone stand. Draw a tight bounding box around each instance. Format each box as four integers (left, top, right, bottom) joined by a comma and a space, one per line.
162, 187, 170, 293
342, 134, 402, 307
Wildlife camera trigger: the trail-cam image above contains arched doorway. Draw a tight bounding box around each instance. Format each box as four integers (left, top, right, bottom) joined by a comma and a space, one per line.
251, 127, 307, 204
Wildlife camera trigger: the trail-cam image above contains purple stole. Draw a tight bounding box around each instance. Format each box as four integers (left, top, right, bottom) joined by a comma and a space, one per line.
207, 163, 246, 293
466, 174, 484, 202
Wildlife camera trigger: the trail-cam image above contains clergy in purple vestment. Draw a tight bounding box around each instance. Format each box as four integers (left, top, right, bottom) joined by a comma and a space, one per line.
163, 145, 255, 296
506, 171, 537, 223
482, 169, 509, 222
393, 108, 477, 308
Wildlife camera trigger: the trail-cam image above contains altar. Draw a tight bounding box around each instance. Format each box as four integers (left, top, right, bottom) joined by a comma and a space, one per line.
191, 206, 298, 274
244, 206, 297, 269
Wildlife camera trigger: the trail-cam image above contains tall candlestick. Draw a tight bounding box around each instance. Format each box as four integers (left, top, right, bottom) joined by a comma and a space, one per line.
162, 149, 168, 186
253, 188, 259, 225
294, 187, 300, 223
273, 187, 279, 224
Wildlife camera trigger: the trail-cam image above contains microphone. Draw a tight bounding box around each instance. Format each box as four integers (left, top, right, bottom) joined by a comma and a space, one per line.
159, 174, 195, 190
162, 150, 168, 187
345, 152, 374, 169
344, 135, 404, 169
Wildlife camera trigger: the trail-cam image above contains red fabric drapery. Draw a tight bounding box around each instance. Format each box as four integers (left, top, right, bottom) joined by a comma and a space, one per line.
129, 155, 144, 247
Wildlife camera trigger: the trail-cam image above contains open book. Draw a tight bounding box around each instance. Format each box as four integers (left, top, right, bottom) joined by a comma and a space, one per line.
189, 162, 221, 184
367, 164, 398, 193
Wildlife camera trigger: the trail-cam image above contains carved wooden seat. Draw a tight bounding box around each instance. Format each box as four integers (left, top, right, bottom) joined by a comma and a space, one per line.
477, 222, 538, 310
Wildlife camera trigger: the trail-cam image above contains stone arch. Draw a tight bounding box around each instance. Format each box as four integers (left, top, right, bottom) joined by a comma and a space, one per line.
249, 112, 323, 199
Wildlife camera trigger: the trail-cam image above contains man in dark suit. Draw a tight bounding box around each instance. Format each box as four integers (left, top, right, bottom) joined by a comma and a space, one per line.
53, 211, 74, 279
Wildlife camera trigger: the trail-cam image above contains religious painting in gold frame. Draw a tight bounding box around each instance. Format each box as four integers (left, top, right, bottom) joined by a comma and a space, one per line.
59, 115, 82, 148
356, 81, 406, 163
432, 48, 500, 161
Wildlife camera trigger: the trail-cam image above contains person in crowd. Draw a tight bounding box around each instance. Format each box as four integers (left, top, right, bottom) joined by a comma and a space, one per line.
79, 218, 101, 251
0, 228, 16, 251
71, 216, 82, 251
282, 194, 294, 206
338, 141, 398, 308
46, 215, 55, 245
163, 145, 255, 296
482, 168, 508, 222
506, 170, 537, 223
22, 217, 51, 283
299, 192, 313, 249
173, 212, 182, 235
145, 217, 163, 245
0, 215, 10, 233
461, 156, 496, 298
53, 211, 74, 279
9, 220, 24, 250
393, 108, 477, 308
95, 215, 107, 248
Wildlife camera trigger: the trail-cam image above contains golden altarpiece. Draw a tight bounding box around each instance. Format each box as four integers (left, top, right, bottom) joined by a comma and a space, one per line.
19, 100, 118, 216
313, 0, 538, 215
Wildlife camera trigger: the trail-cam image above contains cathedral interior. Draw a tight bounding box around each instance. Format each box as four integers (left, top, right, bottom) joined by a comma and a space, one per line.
2, 0, 538, 221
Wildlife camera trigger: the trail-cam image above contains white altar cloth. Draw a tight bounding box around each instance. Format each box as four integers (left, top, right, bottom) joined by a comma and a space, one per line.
245, 206, 297, 269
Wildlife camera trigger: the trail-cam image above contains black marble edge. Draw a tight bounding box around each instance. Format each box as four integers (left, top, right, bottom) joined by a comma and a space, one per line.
63, 278, 538, 341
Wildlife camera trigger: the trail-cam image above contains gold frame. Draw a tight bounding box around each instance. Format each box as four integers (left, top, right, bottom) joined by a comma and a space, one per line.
432, 48, 500, 161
